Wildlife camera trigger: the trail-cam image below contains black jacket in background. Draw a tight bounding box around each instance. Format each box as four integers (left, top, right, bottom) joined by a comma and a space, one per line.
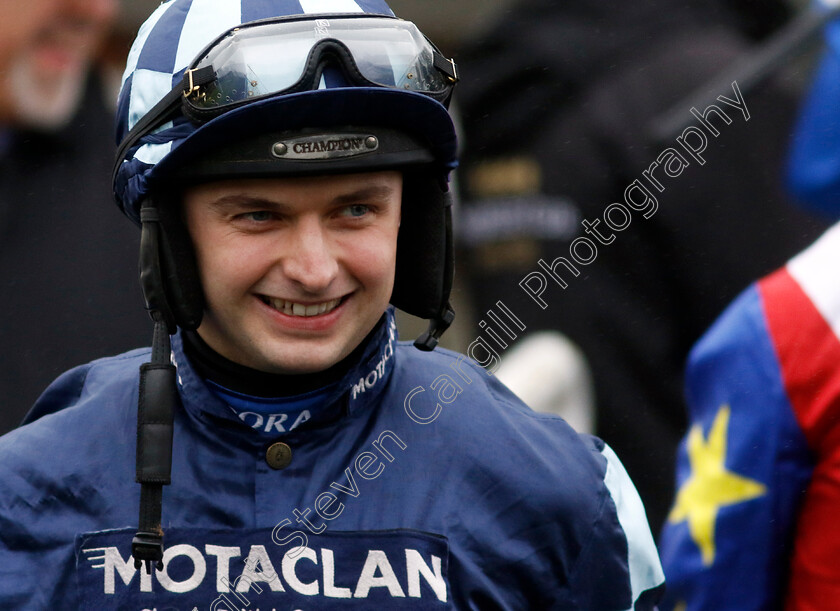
456, 0, 828, 533
0, 75, 150, 435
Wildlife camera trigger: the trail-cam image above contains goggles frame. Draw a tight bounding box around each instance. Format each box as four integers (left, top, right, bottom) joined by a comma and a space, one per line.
114, 13, 458, 184
186, 13, 457, 107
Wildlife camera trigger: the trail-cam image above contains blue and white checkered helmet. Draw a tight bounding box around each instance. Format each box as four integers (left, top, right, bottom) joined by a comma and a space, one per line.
114, 0, 459, 345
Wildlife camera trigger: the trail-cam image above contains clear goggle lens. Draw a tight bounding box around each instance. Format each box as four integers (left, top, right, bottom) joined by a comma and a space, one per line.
187, 16, 455, 110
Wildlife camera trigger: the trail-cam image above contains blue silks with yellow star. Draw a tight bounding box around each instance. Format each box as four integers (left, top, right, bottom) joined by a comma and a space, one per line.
658, 284, 814, 610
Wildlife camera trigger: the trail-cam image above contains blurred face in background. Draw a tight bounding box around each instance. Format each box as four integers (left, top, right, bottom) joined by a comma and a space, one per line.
0, 0, 117, 129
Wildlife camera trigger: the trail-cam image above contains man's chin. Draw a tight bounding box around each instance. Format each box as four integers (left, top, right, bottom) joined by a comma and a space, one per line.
254, 341, 352, 376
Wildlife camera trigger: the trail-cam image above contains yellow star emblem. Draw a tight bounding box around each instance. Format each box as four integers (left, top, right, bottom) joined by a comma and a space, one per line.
668, 405, 766, 565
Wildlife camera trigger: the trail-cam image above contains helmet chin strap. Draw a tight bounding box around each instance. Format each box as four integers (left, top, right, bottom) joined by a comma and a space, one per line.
132, 205, 179, 574
414, 302, 455, 351
133, 315, 177, 574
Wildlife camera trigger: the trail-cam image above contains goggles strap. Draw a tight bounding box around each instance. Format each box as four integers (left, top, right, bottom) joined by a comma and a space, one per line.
432, 53, 458, 82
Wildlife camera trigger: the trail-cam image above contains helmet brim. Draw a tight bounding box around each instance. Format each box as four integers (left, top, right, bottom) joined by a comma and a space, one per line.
149, 87, 458, 188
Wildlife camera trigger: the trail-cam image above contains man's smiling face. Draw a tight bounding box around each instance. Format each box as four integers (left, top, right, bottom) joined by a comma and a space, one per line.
183, 171, 402, 374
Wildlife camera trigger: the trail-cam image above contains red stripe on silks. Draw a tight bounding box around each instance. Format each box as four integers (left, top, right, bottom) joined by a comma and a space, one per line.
759, 267, 840, 611
760, 267, 840, 453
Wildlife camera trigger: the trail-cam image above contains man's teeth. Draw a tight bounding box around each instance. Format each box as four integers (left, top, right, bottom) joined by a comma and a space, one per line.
265, 297, 341, 317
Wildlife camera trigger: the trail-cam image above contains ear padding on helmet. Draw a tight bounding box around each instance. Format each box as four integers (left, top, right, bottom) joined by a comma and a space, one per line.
391, 169, 454, 319
138, 195, 204, 333
139, 202, 177, 332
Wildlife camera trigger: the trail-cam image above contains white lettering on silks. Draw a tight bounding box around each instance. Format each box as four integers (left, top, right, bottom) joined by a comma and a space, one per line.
351, 343, 393, 400
264, 413, 288, 433
282, 546, 319, 595
322, 548, 352, 598
351, 319, 397, 400
406, 549, 447, 601
237, 545, 284, 592
353, 550, 405, 598
156, 544, 207, 593
85, 544, 446, 601
83, 547, 152, 593
237, 410, 311, 433
205, 545, 241, 591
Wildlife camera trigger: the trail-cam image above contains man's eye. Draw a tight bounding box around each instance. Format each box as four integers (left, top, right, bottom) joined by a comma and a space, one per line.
342, 204, 370, 218
241, 211, 272, 222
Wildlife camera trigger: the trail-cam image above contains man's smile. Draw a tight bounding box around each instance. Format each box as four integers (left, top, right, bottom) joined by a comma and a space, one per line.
258, 295, 344, 317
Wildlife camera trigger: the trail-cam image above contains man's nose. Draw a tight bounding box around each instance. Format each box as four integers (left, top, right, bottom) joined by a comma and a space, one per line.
281, 219, 340, 292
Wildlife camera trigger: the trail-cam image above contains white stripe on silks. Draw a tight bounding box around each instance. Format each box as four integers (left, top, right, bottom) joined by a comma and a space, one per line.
601, 444, 665, 610
121, 1, 175, 88
128, 69, 179, 132
300, 0, 364, 13
134, 141, 174, 166
173, 0, 243, 75
787, 221, 840, 343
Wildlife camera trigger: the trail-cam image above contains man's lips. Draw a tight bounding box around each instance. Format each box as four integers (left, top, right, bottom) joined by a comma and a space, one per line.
258, 295, 344, 318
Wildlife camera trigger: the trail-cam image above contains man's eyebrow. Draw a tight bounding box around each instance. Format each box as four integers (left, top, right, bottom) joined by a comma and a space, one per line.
333, 185, 398, 205
204, 184, 398, 210
207, 194, 287, 210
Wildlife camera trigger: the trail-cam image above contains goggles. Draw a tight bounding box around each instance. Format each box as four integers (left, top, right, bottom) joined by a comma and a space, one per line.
116, 14, 458, 177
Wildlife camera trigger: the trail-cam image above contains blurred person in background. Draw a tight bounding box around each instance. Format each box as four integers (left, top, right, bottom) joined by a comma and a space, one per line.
455, 0, 829, 534
0, 0, 149, 435
659, 12, 840, 608
787, 7, 840, 220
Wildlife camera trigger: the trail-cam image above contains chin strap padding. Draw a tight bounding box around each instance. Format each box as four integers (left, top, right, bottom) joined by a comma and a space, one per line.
139, 206, 176, 334
133, 317, 176, 573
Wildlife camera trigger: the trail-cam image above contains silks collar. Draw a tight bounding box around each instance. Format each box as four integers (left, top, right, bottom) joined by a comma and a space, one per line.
170, 308, 399, 436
